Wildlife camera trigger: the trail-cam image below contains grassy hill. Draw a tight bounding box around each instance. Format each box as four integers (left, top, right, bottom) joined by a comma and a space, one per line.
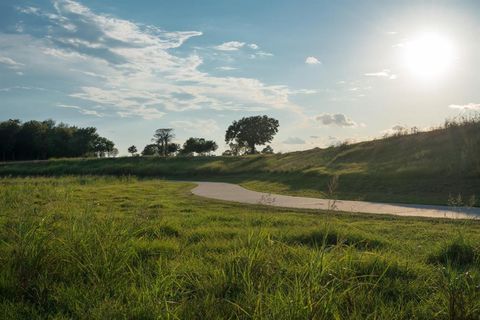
1, 119, 479, 205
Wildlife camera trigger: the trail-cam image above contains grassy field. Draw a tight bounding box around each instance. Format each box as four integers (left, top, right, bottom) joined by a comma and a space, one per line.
1, 176, 479, 319
1, 120, 479, 205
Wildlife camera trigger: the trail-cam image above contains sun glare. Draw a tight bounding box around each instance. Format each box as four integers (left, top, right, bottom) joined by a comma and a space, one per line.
403, 32, 456, 80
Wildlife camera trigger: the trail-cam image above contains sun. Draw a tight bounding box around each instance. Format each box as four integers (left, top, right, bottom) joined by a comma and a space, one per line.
403, 32, 456, 80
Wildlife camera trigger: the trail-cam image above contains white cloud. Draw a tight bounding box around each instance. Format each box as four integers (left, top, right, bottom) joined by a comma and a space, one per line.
449, 103, 480, 111
42, 47, 86, 60
17, 6, 41, 15
289, 89, 317, 95
0, 56, 24, 69
305, 56, 321, 65
15, 23, 24, 33
9, 1, 302, 119
117, 107, 165, 120
0, 86, 47, 92
214, 42, 266, 56
217, 66, 237, 71
214, 41, 245, 51
254, 51, 273, 57
57, 103, 104, 117
364, 69, 397, 80
170, 119, 219, 135
69, 68, 107, 79
315, 113, 357, 127
249, 52, 274, 59
283, 137, 305, 144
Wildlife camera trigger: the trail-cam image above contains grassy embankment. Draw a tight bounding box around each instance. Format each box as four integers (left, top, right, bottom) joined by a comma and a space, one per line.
1, 119, 479, 205
1, 176, 479, 319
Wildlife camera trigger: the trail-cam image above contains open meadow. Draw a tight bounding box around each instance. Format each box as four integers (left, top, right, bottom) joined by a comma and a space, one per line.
2, 1, 480, 318
1, 176, 479, 319
2, 120, 479, 206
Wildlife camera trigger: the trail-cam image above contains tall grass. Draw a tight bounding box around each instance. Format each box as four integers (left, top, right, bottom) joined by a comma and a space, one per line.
1, 177, 479, 319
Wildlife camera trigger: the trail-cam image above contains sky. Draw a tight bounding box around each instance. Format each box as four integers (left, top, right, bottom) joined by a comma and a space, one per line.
1, 0, 480, 155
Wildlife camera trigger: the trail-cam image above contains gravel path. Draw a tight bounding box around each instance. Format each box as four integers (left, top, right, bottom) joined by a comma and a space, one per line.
191, 181, 480, 220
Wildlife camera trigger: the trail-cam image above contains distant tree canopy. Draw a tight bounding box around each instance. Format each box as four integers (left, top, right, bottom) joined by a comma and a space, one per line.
153, 128, 175, 157
167, 143, 180, 155
92, 136, 116, 158
0, 119, 115, 161
141, 144, 158, 156
128, 145, 137, 156
261, 145, 274, 154
180, 138, 218, 156
225, 115, 279, 154
227, 142, 248, 156
141, 142, 179, 157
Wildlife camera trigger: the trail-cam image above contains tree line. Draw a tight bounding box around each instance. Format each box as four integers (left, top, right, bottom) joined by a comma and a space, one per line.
0, 115, 279, 161
0, 119, 116, 161
130, 115, 279, 157
135, 129, 219, 157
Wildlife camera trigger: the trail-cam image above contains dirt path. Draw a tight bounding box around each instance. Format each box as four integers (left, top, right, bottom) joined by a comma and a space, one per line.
191, 181, 480, 220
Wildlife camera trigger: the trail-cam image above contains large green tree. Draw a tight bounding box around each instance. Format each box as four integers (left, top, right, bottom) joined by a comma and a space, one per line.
225, 115, 279, 154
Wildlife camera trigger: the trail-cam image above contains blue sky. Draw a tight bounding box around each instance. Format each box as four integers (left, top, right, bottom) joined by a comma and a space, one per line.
1, 0, 480, 154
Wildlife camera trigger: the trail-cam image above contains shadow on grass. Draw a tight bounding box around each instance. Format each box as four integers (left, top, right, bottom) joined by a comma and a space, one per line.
282, 229, 384, 250
427, 236, 478, 269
